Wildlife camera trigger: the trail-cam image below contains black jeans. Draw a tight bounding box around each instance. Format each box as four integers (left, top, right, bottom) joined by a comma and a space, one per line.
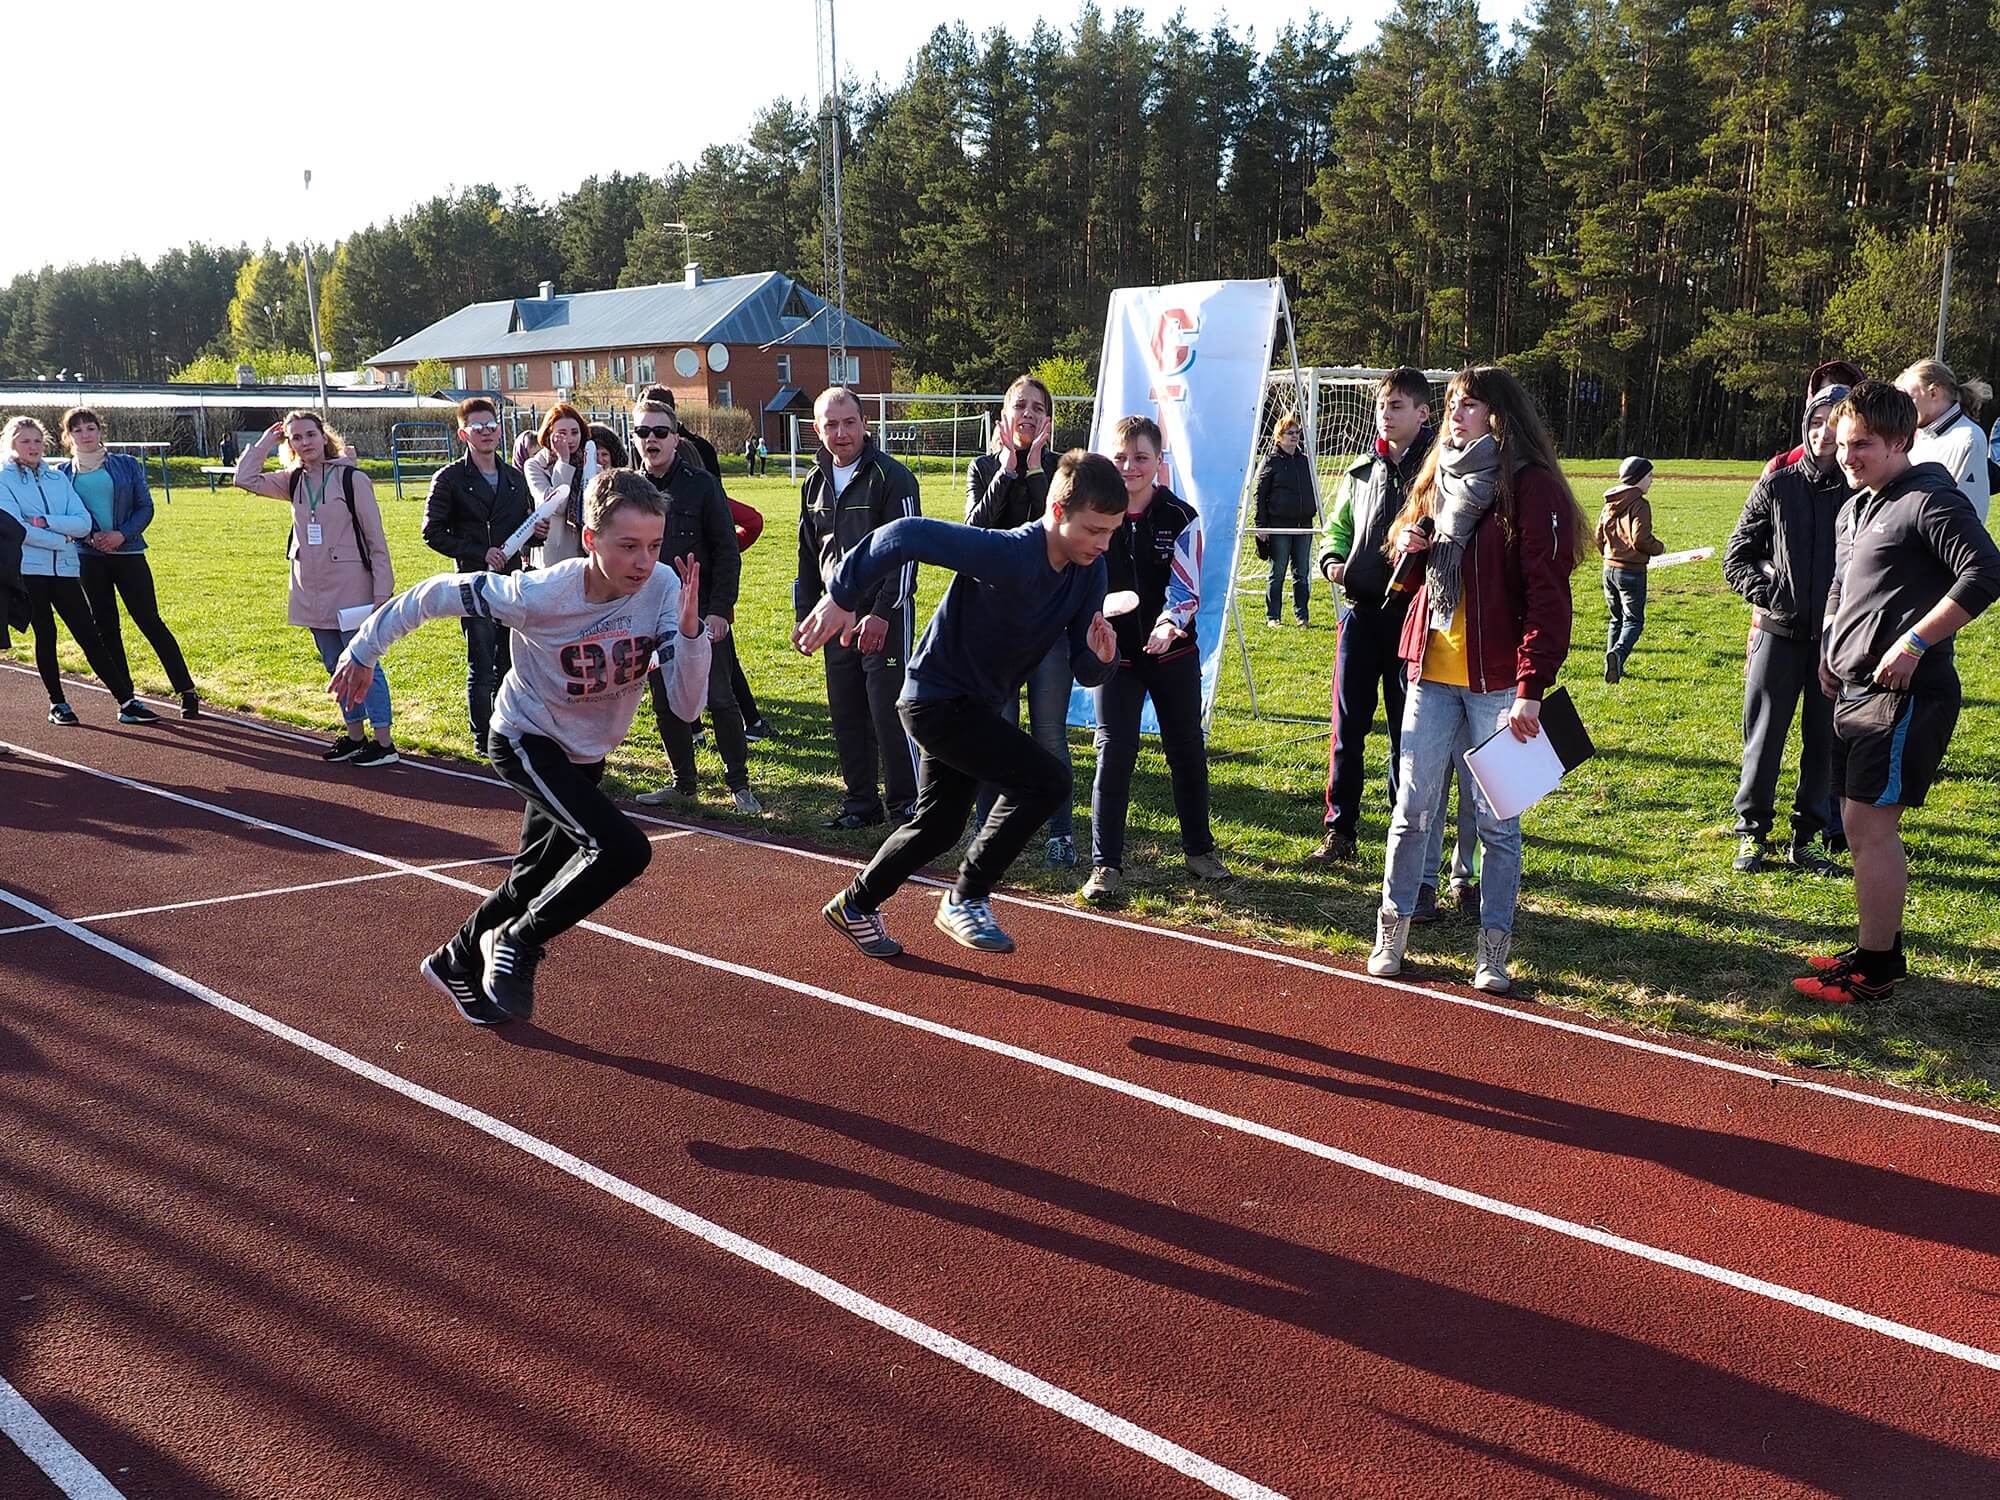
1324, 599, 1408, 837
652, 631, 749, 792
1734, 626, 1833, 841
824, 603, 918, 817
1266, 532, 1313, 621
1089, 650, 1213, 868
731, 650, 761, 726
846, 695, 1069, 910
451, 732, 652, 959
80, 552, 194, 695
23, 574, 134, 705
460, 614, 511, 749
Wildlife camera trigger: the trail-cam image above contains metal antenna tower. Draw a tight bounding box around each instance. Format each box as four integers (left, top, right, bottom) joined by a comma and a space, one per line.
815, 0, 849, 378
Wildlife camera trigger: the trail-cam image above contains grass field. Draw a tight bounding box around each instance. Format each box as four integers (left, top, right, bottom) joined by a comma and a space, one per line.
11, 461, 1998, 1105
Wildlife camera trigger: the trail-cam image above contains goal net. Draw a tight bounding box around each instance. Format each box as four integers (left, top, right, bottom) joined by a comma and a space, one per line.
1252, 368, 1455, 529
877, 413, 993, 465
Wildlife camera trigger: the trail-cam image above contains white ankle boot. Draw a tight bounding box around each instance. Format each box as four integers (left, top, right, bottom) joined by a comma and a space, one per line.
1368, 910, 1412, 976
1473, 926, 1513, 993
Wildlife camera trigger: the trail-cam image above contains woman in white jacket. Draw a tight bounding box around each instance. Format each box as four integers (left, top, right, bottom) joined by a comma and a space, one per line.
0, 416, 155, 725
1896, 359, 1993, 523
523, 402, 613, 565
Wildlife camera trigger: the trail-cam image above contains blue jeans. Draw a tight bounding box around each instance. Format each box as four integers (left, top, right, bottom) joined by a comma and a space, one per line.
311, 626, 391, 733
1383, 681, 1521, 931
1266, 532, 1313, 622
975, 640, 1074, 838
1603, 565, 1647, 662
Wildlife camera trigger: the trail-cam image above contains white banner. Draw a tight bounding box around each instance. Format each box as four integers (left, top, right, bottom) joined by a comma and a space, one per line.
1078, 278, 1285, 728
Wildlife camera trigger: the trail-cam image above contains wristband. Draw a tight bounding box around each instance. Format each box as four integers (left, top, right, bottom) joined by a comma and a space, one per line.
1906, 629, 1928, 653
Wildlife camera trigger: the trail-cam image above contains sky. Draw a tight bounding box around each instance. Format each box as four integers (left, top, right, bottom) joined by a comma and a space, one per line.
11, 0, 1530, 286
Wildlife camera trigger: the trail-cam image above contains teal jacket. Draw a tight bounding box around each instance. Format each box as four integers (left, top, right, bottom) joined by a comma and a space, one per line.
0, 460, 92, 578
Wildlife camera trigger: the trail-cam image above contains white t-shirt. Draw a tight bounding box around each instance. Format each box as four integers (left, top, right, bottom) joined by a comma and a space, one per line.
832, 460, 859, 498
348, 559, 711, 763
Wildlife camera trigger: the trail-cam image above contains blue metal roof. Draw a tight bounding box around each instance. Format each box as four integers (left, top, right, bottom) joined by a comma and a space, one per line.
764, 384, 811, 413
369, 273, 897, 365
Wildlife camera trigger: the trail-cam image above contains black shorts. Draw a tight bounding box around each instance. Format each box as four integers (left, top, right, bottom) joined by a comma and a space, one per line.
1833, 684, 1960, 809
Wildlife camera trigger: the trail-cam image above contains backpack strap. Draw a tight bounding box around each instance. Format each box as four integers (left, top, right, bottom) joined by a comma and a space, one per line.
282, 466, 370, 573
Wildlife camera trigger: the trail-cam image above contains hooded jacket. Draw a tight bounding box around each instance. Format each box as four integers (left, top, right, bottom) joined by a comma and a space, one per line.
1826, 461, 2000, 692
1394, 463, 1577, 701
1763, 360, 1866, 477
1594, 487, 1664, 569
1724, 387, 1855, 641
0, 459, 93, 578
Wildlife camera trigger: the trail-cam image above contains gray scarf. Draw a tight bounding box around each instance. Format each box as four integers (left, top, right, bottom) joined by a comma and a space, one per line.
1427, 434, 1503, 629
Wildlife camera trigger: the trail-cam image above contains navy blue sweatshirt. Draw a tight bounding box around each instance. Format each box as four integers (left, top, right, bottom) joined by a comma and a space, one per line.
830, 516, 1114, 706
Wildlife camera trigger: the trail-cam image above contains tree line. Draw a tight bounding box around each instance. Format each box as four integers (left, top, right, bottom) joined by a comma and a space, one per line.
0, 0, 1991, 456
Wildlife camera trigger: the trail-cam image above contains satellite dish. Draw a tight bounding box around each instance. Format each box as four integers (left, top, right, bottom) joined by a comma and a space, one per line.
673, 347, 701, 378
707, 343, 730, 372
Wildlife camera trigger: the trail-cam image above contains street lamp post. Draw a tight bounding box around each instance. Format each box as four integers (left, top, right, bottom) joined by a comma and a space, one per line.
1935, 169, 1956, 363
301, 168, 332, 422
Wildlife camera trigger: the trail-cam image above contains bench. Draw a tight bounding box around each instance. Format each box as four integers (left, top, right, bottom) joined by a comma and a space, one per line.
201, 465, 236, 492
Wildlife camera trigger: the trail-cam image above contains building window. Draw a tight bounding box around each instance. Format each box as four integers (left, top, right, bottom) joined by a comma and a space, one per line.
635, 353, 656, 383
716, 382, 733, 408
483, 364, 500, 390
611, 355, 628, 381
453, 365, 466, 388
828, 352, 860, 385
509, 363, 528, 390
552, 359, 575, 388
775, 354, 791, 384
580, 358, 596, 381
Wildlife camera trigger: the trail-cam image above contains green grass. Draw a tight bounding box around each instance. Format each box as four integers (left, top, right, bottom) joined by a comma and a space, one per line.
14, 464, 1999, 1106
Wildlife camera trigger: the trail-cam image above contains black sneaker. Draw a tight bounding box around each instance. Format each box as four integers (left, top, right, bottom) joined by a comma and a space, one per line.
47, 703, 80, 727
1733, 836, 1769, 873
1787, 841, 1841, 877
744, 718, 774, 743
1604, 649, 1623, 684
420, 945, 506, 1026
180, 691, 201, 720
322, 734, 366, 762
822, 894, 903, 959
823, 808, 885, 831
117, 698, 161, 724
479, 924, 543, 1021
350, 743, 401, 769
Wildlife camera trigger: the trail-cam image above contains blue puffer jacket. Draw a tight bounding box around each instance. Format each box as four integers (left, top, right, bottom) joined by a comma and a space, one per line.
56, 452, 154, 554
0, 460, 92, 578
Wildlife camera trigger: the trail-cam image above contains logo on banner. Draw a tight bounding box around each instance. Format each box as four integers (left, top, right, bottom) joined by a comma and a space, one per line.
1149, 307, 1199, 401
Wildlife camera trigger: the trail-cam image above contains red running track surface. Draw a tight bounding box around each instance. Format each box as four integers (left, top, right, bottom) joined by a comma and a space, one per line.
2, 666, 1998, 1498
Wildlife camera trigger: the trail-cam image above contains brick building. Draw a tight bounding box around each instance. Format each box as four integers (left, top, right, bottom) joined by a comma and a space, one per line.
366, 266, 896, 444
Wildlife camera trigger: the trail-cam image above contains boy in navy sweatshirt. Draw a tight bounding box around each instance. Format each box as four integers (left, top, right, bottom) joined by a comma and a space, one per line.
795, 450, 1123, 958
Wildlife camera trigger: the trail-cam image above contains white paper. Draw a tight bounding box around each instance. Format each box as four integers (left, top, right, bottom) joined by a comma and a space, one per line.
336, 604, 374, 633
502, 486, 570, 559
1102, 590, 1141, 618
1464, 723, 1567, 821
1649, 546, 1714, 570
305, 522, 323, 546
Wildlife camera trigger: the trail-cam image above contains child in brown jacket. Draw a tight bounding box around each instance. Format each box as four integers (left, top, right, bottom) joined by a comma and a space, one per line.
1595, 455, 1665, 683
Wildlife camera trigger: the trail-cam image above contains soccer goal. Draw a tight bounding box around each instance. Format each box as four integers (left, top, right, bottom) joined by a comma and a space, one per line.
1257, 367, 1455, 499
876, 413, 993, 466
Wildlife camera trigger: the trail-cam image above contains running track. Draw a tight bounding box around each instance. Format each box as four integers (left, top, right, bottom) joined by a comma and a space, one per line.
2, 664, 1997, 1499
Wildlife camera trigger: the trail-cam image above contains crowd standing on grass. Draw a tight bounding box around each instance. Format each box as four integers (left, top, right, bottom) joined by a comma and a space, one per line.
3, 334, 1995, 1021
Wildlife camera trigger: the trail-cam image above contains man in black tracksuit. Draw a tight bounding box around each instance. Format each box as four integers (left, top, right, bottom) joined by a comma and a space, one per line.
796, 388, 921, 828
1309, 370, 1435, 863
629, 404, 755, 811
421, 396, 535, 755
1723, 381, 1853, 874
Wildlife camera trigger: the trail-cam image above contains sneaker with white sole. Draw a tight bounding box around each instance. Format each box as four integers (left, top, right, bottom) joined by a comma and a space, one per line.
321, 733, 364, 761
118, 698, 161, 724
1368, 909, 1411, 976
47, 702, 80, 727
731, 787, 764, 815
822, 894, 902, 959
420, 944, 506, 1026
635, 786, 693, 808
1079, 865, 1123, 903
1185, 850, 1233, 881
350, 742, 400, 768
479, 924, 543, 1021
934, 893, 1015, 953
1472, 926, 1513, 993
1046, 835, 1078, 868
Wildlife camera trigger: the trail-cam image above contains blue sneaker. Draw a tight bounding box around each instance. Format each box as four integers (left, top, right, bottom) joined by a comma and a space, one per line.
822, 894, 902, 959
934, 893, 1015, 954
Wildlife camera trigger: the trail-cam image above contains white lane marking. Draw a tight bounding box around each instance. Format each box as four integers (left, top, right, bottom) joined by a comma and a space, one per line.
27, 654, 1987, 1139
12, 744, 2000, 1373
0, 833, 690, 939
623, 814, 2000, 1138
0, 885, 1283, 1500
0, 1375, 127, 1499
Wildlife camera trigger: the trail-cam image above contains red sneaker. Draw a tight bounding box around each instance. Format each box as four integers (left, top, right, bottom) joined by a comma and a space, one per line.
1804, 945, 1905, 978
1793, 956, 1898, 1004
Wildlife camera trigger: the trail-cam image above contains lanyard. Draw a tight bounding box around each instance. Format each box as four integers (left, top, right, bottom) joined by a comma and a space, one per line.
302, 468, 330, 518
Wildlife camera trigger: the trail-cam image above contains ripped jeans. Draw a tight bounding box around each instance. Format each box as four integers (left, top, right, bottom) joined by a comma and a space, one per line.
1382, 680, 1523, 932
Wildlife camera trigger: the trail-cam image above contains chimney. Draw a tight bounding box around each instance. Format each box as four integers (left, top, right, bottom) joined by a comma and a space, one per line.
235, 362, 256, 387
538, 279, 555, 301
684, 262, 702, 289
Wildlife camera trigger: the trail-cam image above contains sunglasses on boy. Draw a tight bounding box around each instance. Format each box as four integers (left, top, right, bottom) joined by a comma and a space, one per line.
631, 424, 676, 440
464, 420, 502, 433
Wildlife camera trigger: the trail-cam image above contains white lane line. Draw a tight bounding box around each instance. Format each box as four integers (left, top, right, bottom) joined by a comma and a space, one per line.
0, 833, 690, 939
13, 743, 2000, 1373
623, 814, 2000, 1139
0, 885, 1282, 1500
0, 1375, 127, 1499
29, 656, 1985, 1140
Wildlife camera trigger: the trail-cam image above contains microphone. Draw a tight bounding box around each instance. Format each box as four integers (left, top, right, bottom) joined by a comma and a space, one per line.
1387, 517, 1435, 597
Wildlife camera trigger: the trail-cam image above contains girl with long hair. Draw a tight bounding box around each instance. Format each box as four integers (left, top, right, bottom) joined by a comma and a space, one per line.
1367, 366, 1587, 993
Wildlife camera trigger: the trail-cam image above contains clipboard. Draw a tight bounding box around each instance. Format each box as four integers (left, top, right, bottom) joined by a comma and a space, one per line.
1462, 686, 1595, 820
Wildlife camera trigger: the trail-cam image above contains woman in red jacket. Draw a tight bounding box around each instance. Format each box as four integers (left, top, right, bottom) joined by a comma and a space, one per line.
1367, 365, 1587, 993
